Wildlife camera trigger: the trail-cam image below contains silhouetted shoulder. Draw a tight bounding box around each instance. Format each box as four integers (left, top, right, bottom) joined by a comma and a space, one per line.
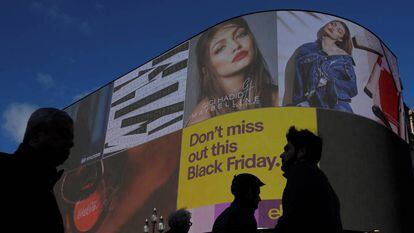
212, 204, 257, 233
0, 152, 16, 176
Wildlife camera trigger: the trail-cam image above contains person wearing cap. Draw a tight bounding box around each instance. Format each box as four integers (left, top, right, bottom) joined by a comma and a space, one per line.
212, 173, 264, 233
0, 108, 74, 233
274, 126, 342, 233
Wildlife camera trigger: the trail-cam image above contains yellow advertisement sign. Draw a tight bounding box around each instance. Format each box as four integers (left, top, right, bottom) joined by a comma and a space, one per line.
177, 107, 317, 209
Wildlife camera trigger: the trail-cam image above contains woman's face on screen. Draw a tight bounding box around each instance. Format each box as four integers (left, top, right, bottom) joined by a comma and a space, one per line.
207, 23, 254, 77
323, 21, 346, 42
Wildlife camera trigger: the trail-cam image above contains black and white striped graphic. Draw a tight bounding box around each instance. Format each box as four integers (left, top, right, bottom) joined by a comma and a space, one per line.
103, 42, 189, 155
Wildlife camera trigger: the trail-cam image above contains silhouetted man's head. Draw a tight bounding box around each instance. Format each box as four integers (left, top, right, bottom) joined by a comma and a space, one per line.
168, 208, 192, 233
280, 126, 322, 173
23, 108, 74, 166
231, 173, 265, 209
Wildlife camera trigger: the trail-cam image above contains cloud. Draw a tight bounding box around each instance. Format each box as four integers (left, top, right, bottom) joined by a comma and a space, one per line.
36, 72, 55, 88
31, 1, 74, 24
31, 1, 91, 35
2, 103, 39, 143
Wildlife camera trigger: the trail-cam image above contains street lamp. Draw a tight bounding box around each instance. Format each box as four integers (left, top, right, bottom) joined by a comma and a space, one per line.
143, 208, 164, 233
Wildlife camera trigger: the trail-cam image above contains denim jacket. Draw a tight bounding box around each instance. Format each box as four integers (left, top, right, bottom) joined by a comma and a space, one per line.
292, 41, 358, 109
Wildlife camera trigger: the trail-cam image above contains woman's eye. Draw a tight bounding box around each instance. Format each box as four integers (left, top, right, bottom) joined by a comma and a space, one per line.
214, 46, 225, 54
236, 31, 248, 39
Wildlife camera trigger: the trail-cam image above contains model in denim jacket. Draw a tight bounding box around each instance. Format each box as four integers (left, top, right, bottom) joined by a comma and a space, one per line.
292, 20, 358, 113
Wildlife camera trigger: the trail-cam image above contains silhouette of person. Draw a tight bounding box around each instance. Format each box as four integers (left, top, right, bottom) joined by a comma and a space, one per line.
0, 108, 74, 232
274, 126, 342, 233
212, 173, 264, 233
165, 208, 192, 233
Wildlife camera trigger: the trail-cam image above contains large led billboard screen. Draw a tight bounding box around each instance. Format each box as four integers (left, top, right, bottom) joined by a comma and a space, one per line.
57, 11, 412, 233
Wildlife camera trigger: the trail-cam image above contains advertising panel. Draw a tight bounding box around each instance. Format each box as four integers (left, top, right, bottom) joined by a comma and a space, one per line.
184, 12, 279, 126
178, 107, 317, 232
364, 43, 407, 139
55, 10, 410, 233
104, 42, 189, 155
316, 108, 413, 233
56, 131, 181, 233
63, 84, 113, 170
276, 11, 406, 140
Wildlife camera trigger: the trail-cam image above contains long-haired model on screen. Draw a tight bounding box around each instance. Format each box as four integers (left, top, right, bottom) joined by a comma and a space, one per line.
187, 17, 278, 126
292, 20, 358, 113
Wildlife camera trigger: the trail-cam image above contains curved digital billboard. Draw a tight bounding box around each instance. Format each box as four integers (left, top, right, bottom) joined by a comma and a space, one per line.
56, 10, 412, 233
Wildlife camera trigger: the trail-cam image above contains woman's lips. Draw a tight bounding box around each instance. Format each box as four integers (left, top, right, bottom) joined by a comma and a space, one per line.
232, 51, 248, 63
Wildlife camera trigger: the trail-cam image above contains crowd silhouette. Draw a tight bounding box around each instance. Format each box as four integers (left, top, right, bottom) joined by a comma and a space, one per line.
0, 107, 378, 233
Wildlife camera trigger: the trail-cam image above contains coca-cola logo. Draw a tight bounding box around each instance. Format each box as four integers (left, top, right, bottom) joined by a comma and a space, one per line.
73, 190, 103, 232
76, 200, 98, 219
